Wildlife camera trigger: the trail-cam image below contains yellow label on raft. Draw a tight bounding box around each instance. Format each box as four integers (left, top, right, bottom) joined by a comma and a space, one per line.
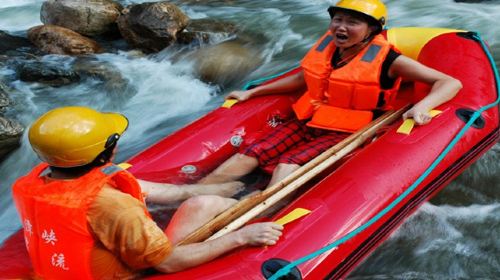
275, 208, 311, 226
397, 110, 442, 135
221, 99, 238, 108
429, 110, 442, 118
397, 119, 415, 135
117, 162, 132, 170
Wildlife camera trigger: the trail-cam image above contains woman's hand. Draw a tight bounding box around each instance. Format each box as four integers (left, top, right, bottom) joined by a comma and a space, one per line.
403, 105, 432, 125
226, 89, 255, 101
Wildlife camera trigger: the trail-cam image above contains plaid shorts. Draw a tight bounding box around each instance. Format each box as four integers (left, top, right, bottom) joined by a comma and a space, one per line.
242, 118, 349, 172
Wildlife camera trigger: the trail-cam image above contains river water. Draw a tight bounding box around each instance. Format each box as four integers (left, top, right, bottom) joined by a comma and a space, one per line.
0, 0, 498, 278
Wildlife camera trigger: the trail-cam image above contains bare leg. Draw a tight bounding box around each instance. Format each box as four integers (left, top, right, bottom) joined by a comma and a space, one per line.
139, 179, 244, 204
266, 163, 300, 188
165, 195, 238, 244
199, 153, 259, 184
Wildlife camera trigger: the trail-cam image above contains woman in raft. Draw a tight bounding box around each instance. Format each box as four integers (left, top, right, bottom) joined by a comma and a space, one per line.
200, 0, 462, 187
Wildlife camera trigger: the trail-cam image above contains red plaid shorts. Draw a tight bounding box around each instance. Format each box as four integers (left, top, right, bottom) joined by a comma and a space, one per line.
241, 118, 349, 172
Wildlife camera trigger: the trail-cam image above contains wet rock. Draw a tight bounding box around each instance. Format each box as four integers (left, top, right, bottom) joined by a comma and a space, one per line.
191, 41, 261, 86
0, 82, 11, 113
0, 31, 34, 55
19, 61, 80, 86
41, 0, 123, 37
0, 116, 24, 160
177, 18, 237, 47
28, 25, 103, 55
73, 57, 128, 93
117, 2, 189, 53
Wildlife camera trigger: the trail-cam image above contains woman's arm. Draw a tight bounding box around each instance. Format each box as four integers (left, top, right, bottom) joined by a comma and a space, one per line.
228, 70, 307, 101
389, 55, 463, 125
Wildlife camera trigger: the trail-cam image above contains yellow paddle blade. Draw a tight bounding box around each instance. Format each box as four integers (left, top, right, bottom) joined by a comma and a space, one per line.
221, 99, 238, 108
397, 110, 442, 135
275, 208, 311, 226
117, 162, 132, 170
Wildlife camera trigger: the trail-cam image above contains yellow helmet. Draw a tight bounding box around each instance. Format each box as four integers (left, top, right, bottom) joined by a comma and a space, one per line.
28, 106, 128, 168
328, 0, 387, 32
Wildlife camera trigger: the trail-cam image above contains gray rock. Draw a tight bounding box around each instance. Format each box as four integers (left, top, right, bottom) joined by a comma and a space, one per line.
0, 116, 24, 160
177, 18, 237, 47
117, 1, 189, 53
191, 41, 261, 86
73, 57, 128, 93
0, 82, 11, 113
19, 61, 80, 86
41, 0, 123, 37
28, 25, 103, 55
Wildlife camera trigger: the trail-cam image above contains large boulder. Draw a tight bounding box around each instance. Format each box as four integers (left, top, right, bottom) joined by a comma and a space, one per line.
0, 116, 24, 160
40, 0, 123, 37
117, 2, 189, 53
191, 41, 261, 86
28, 25, 103, 55
177, 18, 238, 46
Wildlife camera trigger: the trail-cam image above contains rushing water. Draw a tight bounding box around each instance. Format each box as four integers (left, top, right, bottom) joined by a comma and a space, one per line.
0, 0, 499, 278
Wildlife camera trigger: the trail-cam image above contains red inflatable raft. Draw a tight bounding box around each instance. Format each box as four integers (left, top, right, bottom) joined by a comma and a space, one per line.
1, 27, 499, 279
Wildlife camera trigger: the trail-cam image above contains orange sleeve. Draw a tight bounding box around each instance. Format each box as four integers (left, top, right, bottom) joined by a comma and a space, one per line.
87, 185, 173, 271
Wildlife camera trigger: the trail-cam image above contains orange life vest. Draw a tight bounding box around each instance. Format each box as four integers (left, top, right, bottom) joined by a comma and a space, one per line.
292, 32, 402, 133
12, 163, 147, 279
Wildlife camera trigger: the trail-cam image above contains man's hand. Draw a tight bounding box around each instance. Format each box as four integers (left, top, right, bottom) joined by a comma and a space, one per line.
237, 222, 284, 246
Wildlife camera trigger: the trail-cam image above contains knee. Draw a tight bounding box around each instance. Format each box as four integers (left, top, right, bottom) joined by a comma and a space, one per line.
235, 153, 256, 162
182, 195, 237, 214
232, 153, 259, 168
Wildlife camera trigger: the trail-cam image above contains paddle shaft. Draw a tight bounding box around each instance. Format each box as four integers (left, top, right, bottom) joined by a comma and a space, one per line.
178, 105, 410, 245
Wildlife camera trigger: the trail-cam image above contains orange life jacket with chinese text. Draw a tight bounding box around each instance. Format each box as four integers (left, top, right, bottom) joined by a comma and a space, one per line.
12, 163, 147, 280
292, 32, 401, 132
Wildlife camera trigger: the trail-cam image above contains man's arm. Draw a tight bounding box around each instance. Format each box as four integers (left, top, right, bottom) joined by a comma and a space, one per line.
155, 222, 283, 273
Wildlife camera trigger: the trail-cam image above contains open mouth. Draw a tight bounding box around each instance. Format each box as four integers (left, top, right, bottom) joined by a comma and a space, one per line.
336, 33, 348, 42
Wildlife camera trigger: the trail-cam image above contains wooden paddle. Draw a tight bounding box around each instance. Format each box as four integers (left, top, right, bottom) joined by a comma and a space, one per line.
178, 105, 410, 245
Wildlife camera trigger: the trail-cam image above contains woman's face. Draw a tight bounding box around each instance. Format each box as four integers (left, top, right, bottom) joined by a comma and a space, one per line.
329, 11, 372, 50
